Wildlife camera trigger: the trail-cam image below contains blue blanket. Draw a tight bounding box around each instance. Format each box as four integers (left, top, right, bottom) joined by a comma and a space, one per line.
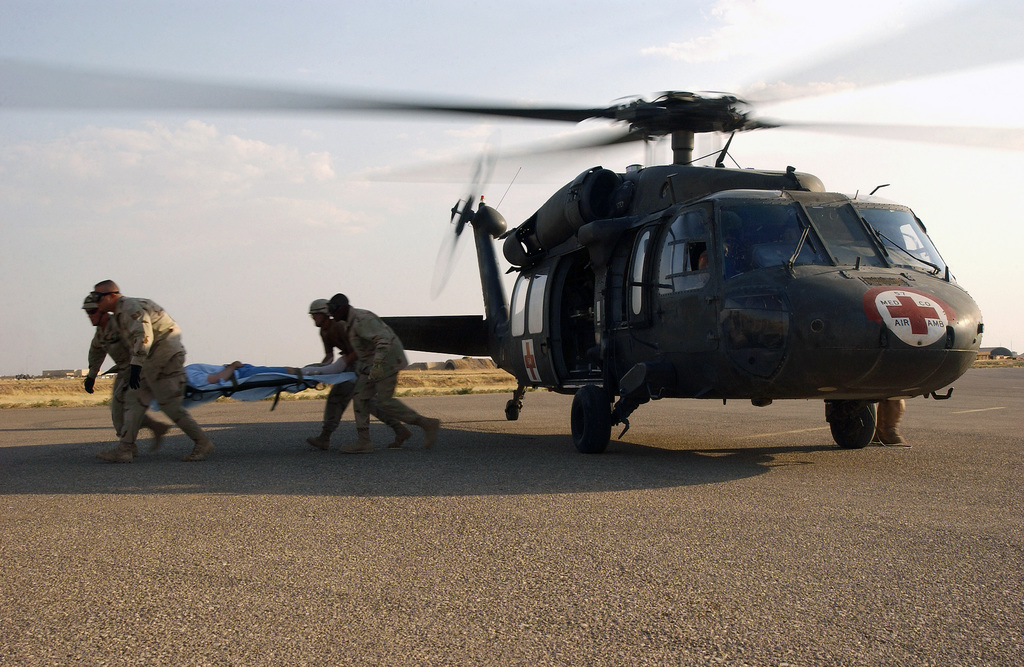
169, 363, 356, 409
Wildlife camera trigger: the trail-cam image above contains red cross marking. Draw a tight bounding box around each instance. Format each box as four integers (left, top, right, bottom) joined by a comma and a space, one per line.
885, 295, 939, 335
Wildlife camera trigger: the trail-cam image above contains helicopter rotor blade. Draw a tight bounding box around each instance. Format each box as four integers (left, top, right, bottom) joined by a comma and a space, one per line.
761, 118, 1024, 152
366, 125, 646, 184
0, 58, 607, 121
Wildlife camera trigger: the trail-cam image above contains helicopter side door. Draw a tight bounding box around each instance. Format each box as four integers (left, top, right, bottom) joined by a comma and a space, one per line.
651, 204, 719, 352
508, 264, 557, 387
618, 204, 719, 395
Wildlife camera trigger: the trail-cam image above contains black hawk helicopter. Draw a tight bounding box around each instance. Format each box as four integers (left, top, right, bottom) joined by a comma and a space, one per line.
3, 8, 1011, 452
380, 90, 984, 452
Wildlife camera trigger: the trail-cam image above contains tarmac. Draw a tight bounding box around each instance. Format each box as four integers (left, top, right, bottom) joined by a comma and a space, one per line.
2, 368, 1022, 665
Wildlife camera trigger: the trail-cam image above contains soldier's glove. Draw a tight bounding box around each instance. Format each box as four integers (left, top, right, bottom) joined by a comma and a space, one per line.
83, 376, 95, 394
128, 364, 143, 390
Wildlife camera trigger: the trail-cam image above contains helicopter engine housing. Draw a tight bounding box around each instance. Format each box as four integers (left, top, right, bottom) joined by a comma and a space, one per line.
504, 167, 621, 267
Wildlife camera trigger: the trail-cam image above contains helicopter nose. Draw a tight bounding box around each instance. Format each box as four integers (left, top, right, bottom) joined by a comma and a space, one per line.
781, 278, 982, 397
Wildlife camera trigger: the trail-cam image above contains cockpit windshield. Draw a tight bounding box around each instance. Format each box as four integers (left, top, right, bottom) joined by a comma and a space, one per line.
719, 202, 829, 279
854, 206, 947, 276
720, 200, 911, 279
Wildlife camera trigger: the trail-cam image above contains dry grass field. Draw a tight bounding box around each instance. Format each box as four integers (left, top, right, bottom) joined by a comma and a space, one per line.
0, 367, 519, 409
2, 359, 1018, 409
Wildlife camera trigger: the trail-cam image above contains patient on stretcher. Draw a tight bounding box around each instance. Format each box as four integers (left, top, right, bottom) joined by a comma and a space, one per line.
190, 357, 350, 386
179, 359, 355, 409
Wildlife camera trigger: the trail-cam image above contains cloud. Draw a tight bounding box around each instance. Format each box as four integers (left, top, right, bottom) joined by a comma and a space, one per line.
0, 120, 341, 213
640, 0, 921, 69
641, 0, 784, 64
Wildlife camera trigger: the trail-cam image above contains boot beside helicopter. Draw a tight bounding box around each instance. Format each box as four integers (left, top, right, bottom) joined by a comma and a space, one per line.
384, 113, 983, 453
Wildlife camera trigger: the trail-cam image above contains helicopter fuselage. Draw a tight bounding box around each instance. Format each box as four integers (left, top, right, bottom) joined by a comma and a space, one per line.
387, 163, 983, 452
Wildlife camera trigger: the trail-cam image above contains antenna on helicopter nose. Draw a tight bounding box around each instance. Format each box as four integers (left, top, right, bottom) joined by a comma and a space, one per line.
870, 183, 890, 195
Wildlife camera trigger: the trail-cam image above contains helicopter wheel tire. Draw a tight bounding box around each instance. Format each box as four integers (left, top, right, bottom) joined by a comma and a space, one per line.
571, 385, 611, 454
505, 399, 520, 421
829, 401, 876, 449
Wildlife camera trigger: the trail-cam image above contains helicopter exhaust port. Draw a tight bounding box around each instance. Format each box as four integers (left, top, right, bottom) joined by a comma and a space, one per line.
503, 167, 621, 267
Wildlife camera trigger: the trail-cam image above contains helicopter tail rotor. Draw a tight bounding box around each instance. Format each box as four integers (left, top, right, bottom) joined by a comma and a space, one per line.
430, 146, 497, 299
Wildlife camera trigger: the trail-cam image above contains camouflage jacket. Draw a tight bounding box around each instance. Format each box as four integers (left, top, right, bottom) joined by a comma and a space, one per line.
110, 296, 183, 367
345, 307, 408, 380
319, 318, 353, 362
87, 316, 131, 379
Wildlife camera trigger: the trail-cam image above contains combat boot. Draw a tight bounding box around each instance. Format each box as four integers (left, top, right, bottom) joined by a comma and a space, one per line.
386, 424, 412, 449
96, 443, 133, 463
875, 399, 906, 445
184, 436, 214, 462
418, 417, 441, 449
340, 429, 373, 453
306, 430, 332, 451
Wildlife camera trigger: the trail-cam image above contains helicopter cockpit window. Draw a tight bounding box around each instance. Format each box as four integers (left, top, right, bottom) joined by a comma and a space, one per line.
720, 203, 828, 279
658, 210, 710, 294
855, 206, 947, 275
803, 204, 885, 268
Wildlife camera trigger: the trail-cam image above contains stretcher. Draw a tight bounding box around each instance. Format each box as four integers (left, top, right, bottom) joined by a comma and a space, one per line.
181, 364, 356, 410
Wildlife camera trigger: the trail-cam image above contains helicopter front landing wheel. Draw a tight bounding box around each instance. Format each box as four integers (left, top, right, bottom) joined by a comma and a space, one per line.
571, 385, 612, 454
826, 400, 876, 449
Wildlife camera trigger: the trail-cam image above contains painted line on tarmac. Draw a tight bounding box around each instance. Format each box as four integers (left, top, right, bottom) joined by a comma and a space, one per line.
739, 426, 830, 439
951, 406, 1006, 414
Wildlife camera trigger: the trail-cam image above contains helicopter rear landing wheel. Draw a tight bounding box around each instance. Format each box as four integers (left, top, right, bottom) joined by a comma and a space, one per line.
571, 385, 611, 454
505, 385, 527, 421
826, 400, 876, 449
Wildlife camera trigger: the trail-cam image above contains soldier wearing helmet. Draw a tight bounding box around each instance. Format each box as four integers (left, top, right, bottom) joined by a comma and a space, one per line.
328, 293, 440, 453
90, 280, 214, 463
305, 297, 410, 451
82, 293, 169, 452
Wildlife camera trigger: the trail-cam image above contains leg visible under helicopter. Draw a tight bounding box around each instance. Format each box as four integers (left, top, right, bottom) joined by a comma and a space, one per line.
505, 384, 527, 421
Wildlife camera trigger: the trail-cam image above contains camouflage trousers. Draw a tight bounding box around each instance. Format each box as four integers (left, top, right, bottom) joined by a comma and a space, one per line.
111, 368, 163, 438
353, 371, 422, 431
322, 380, 355, 434
120, 345, 207, 447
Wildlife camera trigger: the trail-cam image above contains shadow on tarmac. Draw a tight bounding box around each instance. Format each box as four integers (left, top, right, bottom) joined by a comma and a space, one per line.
0, 418, 840, 498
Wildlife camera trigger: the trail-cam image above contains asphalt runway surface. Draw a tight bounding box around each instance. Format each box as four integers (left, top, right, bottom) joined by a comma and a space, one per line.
2, 368, 1022, 665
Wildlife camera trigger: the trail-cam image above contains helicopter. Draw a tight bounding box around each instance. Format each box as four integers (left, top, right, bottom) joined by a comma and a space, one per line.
379, 90, 984, 453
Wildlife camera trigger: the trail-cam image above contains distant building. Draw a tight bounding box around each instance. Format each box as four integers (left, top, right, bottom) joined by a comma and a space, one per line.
41, 369, 89, 378
977, 347, 1017, 360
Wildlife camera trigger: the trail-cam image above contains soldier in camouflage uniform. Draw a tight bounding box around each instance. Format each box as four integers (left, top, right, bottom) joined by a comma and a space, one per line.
304, 299, 410, 451
91, 280, 214, 463
82, 293, 169, 453
327, 293, 440, 453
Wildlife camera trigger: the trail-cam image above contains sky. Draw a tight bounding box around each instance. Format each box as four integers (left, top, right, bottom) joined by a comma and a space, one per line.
1, 0, 1022, 375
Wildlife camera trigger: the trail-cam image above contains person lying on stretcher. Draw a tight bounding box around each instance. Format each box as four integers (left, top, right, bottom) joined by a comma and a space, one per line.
190, 356, 349, 387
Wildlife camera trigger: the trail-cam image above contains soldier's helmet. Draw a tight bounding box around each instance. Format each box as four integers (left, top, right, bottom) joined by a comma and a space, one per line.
82, 293, 101, 312
309, 298, 330, 315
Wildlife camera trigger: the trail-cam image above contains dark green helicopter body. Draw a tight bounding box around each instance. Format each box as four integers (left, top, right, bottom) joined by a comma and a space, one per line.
387, 160, 983, 452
